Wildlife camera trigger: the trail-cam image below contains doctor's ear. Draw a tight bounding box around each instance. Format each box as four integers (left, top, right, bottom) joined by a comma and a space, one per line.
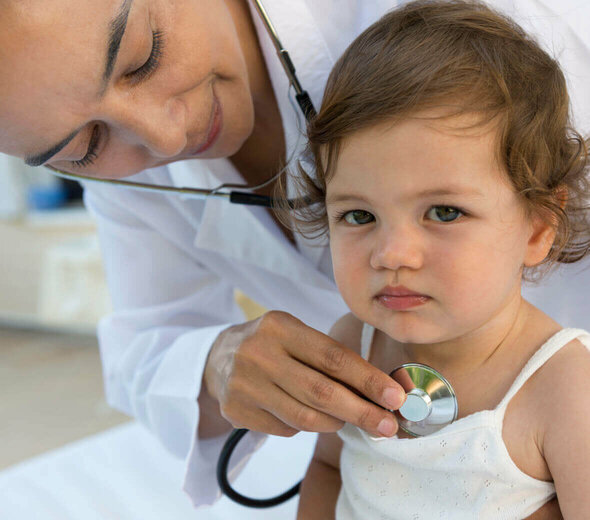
523, 186, 568, 267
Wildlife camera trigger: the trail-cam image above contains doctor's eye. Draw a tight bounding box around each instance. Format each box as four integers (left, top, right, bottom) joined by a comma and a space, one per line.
426, 206, 464, 223
338, 210, 375, 225
70, 125, 101, 169
127, 30, 165, 83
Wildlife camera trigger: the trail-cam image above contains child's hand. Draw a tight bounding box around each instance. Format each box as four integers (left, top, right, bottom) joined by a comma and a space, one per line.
203, 311, 405, 438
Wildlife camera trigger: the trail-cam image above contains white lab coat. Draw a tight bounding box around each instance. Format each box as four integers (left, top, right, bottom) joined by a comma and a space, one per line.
83, 0, 590, 508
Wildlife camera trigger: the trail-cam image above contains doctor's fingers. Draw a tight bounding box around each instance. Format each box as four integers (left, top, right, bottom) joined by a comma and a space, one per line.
283, 330, 406, 414
221, 380, 335, 437
258, 383, 346, 434
273, 356, 399, 438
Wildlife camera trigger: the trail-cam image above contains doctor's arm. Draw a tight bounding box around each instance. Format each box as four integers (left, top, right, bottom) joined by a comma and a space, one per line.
84, 184, 248, 504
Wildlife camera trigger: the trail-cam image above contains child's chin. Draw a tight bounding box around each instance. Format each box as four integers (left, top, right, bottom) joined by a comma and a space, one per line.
378, 319, 450, 345
389, 331, 437, 345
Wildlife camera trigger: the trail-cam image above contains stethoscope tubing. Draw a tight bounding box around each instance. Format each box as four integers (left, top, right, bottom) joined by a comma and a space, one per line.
217, 428, 301, 508
49, 169, 309, 208
251, 0, 317, 121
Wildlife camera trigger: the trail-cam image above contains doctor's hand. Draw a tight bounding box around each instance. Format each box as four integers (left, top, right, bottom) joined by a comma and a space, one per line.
201, 311, 406, 438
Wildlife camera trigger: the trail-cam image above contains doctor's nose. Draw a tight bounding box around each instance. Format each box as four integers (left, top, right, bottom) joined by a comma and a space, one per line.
369, 223, 424, 272
106, 95, 188, 158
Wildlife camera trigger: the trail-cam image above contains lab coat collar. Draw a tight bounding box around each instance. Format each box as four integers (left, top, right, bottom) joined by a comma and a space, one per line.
193, 195, 335, 290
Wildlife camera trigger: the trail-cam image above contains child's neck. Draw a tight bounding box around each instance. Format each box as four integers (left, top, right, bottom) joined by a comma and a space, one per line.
392, 292, 532, 377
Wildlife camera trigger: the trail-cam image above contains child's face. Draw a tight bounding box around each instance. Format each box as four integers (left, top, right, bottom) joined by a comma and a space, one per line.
326, 112, 537, 345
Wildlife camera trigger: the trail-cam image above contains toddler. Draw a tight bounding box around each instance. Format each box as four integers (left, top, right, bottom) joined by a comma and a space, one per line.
282, 1, 590, 518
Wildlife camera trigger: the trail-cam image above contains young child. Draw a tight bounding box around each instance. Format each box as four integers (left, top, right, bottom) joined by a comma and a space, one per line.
282, 1, 590, 518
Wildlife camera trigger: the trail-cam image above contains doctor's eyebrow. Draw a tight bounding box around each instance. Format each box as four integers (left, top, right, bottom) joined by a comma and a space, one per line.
102, 0, 134, 92
24, 0, 134, 167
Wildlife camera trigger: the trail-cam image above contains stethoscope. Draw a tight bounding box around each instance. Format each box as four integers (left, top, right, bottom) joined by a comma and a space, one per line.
50, 0, 316, 210
47, 0, 461, 509
217, 363, 458, 508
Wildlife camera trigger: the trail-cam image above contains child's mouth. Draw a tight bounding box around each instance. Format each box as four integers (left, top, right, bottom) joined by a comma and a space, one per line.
375, 285, 431, 311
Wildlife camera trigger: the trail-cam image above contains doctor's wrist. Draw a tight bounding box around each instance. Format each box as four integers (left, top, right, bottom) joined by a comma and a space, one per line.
202, 324, 233, 403
198, 327, 236, 438
198, 365, 232, 438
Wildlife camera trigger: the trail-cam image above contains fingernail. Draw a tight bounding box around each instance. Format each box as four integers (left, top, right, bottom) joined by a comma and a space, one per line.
377, 417, 396, 437
383, 387, 404, 410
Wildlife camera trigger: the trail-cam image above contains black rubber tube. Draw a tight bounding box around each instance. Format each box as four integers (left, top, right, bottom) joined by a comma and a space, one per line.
217, 428, 302, 508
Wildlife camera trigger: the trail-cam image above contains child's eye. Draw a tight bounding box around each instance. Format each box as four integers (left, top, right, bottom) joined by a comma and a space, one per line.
340, 210, 375, 225
426, 206, 464, 223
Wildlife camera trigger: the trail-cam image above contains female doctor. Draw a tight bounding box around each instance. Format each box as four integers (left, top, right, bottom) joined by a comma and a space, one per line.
0, 0, 588, 511
1, 0, 409, 506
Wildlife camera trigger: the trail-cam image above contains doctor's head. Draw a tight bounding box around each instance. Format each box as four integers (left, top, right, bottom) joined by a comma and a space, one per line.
284, 0, 590, 344
0, 0, 262, 178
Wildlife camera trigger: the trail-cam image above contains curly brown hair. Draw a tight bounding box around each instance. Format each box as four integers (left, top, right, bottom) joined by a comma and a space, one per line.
276, 0, 590, 275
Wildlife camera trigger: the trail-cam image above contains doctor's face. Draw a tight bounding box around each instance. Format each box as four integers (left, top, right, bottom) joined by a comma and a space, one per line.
326, 112, 544, 346
0, 0, 256, 177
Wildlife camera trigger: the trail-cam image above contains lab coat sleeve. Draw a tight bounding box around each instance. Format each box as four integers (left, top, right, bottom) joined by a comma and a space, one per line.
83, 185, 261, 506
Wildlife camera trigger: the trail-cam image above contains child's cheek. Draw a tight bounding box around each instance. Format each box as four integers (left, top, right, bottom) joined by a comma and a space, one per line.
331, 240, 370, 310
433, 237, 519, 326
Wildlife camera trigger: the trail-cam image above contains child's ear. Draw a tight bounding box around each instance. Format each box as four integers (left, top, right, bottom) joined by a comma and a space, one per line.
523, 187, 568, 267
523, 216, 556, 267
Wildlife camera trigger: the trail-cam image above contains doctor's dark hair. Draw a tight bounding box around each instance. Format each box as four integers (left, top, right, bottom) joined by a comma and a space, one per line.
277, 0, 590, 271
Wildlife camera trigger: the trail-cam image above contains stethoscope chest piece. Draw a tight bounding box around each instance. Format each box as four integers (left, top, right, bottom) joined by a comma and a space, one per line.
389, 363, 458, 437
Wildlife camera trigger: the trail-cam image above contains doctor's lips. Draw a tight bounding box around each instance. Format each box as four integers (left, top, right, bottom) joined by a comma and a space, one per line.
191, 95, 223, 155
375, 285, 431, 311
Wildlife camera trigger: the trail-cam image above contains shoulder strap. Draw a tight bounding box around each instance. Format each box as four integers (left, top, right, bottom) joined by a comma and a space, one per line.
360, 323, 376, 361
497, 328, 590, 409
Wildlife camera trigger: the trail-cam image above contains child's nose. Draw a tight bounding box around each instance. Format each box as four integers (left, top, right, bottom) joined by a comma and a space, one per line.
369, 223, 424, 271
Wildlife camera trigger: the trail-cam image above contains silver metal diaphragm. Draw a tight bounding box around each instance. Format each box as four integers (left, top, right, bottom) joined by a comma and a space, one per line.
390, 363, 458, 437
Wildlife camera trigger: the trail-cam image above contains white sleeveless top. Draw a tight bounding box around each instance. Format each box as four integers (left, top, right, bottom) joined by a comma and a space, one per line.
337, 326, 590, 520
